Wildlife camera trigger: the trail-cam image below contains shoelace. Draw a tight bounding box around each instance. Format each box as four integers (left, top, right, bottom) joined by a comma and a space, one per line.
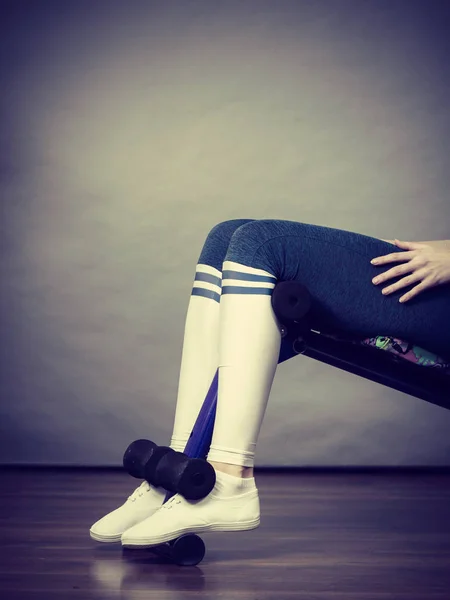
128, 480, 152, 502
161, 495, 182, 510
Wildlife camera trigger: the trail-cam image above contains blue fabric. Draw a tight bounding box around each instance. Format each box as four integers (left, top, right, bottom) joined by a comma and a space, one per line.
197, 219, 450, 360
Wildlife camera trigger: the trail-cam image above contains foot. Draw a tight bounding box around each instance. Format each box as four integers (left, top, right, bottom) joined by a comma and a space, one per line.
89, 480, 166, 543
121, 472, 260, 548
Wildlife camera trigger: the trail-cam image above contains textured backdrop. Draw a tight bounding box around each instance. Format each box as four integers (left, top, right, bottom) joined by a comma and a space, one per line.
1, 0, 450, 466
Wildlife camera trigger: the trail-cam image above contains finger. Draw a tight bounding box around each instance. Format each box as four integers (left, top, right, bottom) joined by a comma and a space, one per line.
371, 250, 415, 265
380, 270, 425, 295
372, 262, 416, 286
399, 280, 431, 303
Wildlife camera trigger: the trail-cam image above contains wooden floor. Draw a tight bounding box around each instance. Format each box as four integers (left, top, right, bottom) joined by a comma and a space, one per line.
1, 468, 450, 599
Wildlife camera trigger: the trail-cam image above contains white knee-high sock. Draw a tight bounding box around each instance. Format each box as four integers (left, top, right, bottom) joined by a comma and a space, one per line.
169, 264, 222, 452
207, 261, 282, 468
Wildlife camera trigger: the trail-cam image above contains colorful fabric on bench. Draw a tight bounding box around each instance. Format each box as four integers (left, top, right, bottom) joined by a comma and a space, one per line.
361, 335, 450, 374
317, 330, 450, 374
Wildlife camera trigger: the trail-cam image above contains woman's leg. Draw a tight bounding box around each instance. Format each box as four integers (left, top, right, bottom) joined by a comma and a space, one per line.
169, 219, 255, 456
122, 219, 450, 547
90, 220, 256, 543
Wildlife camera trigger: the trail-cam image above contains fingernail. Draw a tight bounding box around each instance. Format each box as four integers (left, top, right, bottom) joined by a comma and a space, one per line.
371, 259, 379, 264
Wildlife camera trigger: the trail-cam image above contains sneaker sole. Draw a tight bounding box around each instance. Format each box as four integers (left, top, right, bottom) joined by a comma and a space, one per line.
121, 516, 260, 548
90, 529, 122, 543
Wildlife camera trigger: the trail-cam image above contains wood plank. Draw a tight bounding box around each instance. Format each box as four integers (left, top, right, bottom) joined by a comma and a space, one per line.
0, 469, 449, 599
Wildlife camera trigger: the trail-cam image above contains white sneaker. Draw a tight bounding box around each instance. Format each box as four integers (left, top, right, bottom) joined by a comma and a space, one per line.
121, 487, 261, 548
90, 480, 167, 543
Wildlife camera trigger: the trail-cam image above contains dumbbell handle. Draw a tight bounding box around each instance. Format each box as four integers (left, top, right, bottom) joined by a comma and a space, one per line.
142, 534, 205, 566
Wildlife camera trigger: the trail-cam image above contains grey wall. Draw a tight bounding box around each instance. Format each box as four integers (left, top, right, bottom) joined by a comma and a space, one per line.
1, 0, 450, 467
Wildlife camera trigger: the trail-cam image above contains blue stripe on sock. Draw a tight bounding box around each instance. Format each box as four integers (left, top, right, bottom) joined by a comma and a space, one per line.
191, 288, 221, 302
192, 268, 276, 302
194, 272, 222, 287
222, 270, 276, 283
222, 286, 274, 295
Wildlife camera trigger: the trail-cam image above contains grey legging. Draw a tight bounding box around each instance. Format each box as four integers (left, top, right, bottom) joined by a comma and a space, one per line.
196, 219, 450, 359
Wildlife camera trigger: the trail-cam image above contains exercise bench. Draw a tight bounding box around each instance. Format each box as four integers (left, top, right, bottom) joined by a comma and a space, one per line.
273, 280, 450, 409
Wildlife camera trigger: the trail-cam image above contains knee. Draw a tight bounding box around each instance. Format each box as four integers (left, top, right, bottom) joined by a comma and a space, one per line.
227, 219, 280, 245
206, 219, 256, 242
197, 219, 258, 271
225, 219, 285, 278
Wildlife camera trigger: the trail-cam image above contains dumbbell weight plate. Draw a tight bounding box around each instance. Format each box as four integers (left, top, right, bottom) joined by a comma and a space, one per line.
143, 445, 174, 485
123, 439, 157, 479
178, 458, 216, 500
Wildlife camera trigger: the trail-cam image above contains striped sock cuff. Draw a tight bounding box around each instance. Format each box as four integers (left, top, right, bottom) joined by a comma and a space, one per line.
222, 261, 277, 297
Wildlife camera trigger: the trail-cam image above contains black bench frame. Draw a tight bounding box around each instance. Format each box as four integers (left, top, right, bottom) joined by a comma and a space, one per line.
272, 281, 450, 410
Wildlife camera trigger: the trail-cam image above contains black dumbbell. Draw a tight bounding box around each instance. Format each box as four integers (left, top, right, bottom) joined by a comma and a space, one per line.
123, 439, 216, 501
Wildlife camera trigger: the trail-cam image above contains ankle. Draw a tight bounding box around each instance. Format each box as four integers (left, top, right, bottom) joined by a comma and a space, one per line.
208, 460, 254, 479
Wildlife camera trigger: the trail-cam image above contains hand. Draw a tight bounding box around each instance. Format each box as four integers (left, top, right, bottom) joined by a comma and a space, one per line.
371, 239, 450, 303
